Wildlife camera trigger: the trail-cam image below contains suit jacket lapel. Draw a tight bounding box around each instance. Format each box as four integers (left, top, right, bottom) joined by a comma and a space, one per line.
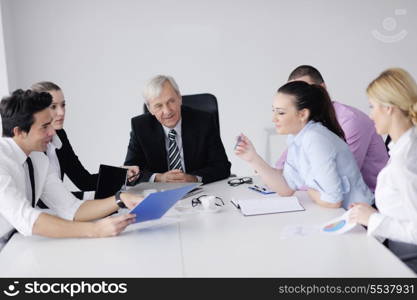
181, 108, 195, 171
149, 118, 168, 171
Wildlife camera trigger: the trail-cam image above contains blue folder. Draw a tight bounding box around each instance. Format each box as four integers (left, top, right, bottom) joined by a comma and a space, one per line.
130, 184, 199, 223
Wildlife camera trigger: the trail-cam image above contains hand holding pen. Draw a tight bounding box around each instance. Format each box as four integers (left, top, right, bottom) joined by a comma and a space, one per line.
234, 133, 258, 163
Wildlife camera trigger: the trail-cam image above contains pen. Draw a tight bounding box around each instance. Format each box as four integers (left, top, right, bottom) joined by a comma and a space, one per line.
127, 173, 140, 181
254, 185, 266, 191
230, 200, 240, 209
234, 135, 242, 150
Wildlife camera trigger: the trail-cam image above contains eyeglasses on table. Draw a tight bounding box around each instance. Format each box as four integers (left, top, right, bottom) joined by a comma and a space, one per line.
227, 177, 253, 187
191, 195, 225, 207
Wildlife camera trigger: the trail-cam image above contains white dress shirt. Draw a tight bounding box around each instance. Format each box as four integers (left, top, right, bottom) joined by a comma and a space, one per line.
46, 133, 63, 177
368, 126, 417, 244
0, 138, 83, 251
149, 120, 202, 182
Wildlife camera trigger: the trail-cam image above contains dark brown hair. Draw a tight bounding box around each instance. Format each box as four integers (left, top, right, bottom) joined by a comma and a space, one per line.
278, 81, 345, 141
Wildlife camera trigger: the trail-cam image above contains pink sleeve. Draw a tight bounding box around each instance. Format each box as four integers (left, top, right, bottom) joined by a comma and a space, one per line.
341, 117, 373, 169
275, 149, 288, 169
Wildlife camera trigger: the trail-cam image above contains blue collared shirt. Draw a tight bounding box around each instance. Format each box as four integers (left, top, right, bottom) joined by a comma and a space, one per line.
283, 121, 374, 209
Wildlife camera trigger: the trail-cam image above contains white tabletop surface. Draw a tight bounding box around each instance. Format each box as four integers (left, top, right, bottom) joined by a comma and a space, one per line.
0, 177, 415, 277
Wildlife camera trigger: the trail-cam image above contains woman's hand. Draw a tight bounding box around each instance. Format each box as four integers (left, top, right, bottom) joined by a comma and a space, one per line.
348, 203, 377, 226
123, 165, 140, 182
234, 134, 258, 163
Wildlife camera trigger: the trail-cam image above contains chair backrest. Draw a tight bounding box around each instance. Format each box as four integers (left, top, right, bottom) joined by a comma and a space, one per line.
143, 93, 220, 133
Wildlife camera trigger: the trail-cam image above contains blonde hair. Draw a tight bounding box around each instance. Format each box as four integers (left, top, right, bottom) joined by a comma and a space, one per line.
31, 81, 61, 93
367, 68, 417, 125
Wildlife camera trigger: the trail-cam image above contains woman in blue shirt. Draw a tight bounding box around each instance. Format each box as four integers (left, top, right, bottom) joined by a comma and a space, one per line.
235, 81, 374, 209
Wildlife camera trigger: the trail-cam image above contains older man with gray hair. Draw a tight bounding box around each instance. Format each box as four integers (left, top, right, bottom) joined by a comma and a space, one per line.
124, 75, 231, 184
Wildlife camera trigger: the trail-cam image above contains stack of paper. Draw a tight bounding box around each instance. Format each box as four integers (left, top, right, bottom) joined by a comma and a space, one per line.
231, 196, 305, 216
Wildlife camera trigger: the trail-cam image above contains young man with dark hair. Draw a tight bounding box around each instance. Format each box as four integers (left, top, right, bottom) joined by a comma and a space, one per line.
276, 65, 389, 192
0, 89, 140, 250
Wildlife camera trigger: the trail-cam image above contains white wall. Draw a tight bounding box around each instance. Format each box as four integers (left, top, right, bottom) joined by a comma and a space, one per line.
0, 2, 7, 94
2, 0, 416, 177
0, 1, 8, 133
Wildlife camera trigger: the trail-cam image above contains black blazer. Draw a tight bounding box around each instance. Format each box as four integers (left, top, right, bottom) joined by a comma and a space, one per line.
55, 129, 98, 191
124, 106, 231, 184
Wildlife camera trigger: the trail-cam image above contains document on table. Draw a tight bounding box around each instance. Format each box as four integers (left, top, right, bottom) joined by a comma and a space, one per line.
320, 209, 357, 235
129, 184, 199, 223
231, 196, 305, 216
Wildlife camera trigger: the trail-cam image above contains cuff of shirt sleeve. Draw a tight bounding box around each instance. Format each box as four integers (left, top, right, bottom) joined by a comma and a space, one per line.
25, 209, 43, 237
367, 212, 385, 237
196, 176, 202, 183
275, 159, 285, 170
61, 199, 84, 221
149, 174, 156, 182
21, 209, 42, 236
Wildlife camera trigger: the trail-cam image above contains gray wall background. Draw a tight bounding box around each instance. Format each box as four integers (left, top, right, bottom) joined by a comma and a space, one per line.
0, 2, 8, 104
1, 0, 416, 182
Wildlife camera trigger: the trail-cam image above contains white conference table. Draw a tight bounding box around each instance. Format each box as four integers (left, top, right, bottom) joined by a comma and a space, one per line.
0, 177, 415, 277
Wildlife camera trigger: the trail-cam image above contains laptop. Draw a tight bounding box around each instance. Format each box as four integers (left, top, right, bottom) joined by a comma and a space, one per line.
94, 164, 128, 199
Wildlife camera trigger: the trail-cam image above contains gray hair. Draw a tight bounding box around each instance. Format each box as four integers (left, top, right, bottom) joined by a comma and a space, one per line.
143, 75, 180, 104
31, 81, 61, 93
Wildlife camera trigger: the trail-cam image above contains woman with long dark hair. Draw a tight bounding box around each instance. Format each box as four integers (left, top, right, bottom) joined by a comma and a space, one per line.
235, 81, 373, 209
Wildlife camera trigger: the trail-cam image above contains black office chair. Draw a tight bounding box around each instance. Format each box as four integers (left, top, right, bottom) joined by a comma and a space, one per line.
143, 93, 220, 135
143, 93, 235, 177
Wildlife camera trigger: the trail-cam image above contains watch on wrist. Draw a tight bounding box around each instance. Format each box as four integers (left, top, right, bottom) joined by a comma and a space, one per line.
115, 190, 127, 209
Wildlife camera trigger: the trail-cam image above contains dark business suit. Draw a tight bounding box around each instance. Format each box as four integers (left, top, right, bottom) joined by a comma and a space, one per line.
124, 106, 231, 184
55, 129, 98, 191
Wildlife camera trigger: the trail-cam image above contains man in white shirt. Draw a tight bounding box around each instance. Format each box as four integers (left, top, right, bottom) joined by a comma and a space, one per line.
0, 89, 141, 250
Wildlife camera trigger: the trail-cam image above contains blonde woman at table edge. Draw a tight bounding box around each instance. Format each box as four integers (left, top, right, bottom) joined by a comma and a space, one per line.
349, 68, 417, 274
31, 81, 140, 200
235, 80, 374, 210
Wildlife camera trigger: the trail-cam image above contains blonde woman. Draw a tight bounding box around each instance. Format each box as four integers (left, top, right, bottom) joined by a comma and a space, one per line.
31, 82, 139, 198
349, 68, 417, 273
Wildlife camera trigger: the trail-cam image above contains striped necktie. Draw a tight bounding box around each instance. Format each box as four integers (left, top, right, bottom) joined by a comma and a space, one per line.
168, 129, 183, 171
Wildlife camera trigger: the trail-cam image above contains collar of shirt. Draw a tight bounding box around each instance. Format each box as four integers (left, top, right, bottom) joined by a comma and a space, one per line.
49, 133, 63, 150
162, 119, 182, 138
286, 120, 316, 147
388, 126, 416, 157
5, 137, 28, 166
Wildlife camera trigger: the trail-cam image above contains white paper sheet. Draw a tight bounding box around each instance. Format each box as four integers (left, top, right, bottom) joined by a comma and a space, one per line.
231, 196, 305, 216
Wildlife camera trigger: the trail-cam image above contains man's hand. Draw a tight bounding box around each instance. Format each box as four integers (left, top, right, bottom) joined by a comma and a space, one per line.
155, 170, 198, 183
93, 214, 136, 237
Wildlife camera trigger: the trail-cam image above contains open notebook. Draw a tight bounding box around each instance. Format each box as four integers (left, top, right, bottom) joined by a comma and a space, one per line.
231, 196, 305, 216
